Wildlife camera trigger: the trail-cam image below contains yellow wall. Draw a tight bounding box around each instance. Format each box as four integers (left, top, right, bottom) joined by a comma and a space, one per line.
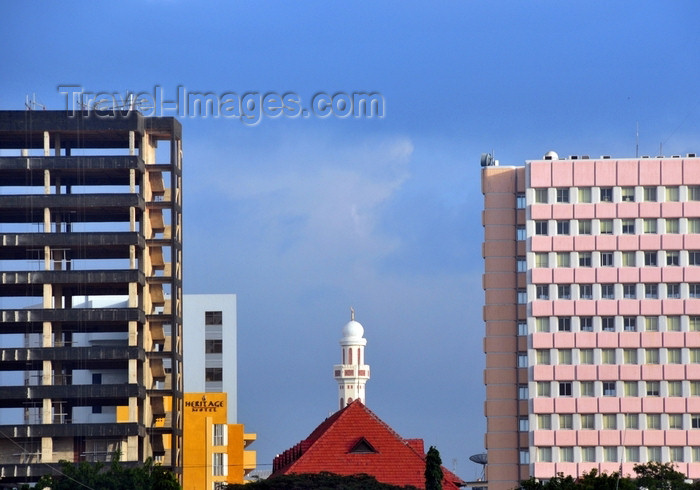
183, 393, 256, 489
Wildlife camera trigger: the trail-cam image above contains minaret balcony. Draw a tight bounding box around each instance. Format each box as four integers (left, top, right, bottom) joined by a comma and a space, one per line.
333, 364, 370, 379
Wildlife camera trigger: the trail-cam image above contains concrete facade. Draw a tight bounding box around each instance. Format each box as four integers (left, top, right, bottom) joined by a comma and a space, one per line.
0, 110, 183, 482
482, 154, 700, 489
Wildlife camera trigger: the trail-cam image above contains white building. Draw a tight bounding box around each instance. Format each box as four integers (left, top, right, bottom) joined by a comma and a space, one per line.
183, 294, 238, 423
333, 309, 370, 411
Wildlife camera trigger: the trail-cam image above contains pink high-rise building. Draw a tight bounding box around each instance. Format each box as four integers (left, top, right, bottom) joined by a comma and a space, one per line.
481, 152, 700, 489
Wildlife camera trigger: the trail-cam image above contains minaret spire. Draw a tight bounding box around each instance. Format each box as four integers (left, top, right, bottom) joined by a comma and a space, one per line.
333, 309, 370, 411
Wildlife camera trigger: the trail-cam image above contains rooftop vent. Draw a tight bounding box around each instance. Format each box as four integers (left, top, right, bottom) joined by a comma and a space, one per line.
688, 153, 697, 158
581, 155, 590, 159
569, 155, 579, 160
601, 155, 611, 159
543, 150, 559, 160
642, 155, 650, 158
672, 155, 681, 158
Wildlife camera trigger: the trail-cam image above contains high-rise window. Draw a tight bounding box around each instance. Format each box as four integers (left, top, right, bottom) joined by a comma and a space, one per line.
535, 253, 549, 267
205, 311, 223, 325
666, 284, 680, 299
213, 424, 227, 446
535, 189, 548, 203
519, 416, 529, 432
580, 413, 595, 428
558, 349, 572, 364
558, 285, 571, 300
645, 316, 659, 331
623, 316, 636, 331
560, 447, 574, 462
667, 316, 681, 331
647, 414, 661, 429
690, 218, 700, 234
517, 257, 526, 272
578, 188, 591, 203
581, 447, 596, 462
537, 382, 551, 397
646, 349, 660, 365
646, 381, 660, 396
579, 284, 593, 299
556, 188, 570, 203
536, 350, 551, 365
579, 349, 594, 364
648, 447, 662, 462
578, 220, 592, 234
579, 252, 592, 267
557, 252, 570, 267
601, 284, 615, 299
624, 381, 638, 397
205, 368, 223, 382
517, 226, 526, 240
670, 447, 684, 462
600, 188, 613, 202
535, 221, 548, 235
580, 317, 593, 331
538, 414, 551, 429
622, 219, 635, 234
604, 447, 618, 462
205, 339, 223, 354
538, 447, 552, 462
536, 285, 549, 300
603, 382, 616, 396
643, 218, 657, 234
690, 251, 700, 266
644, 186, 657, 202
602, 317, 615, 331
623, 349, 638, 364
689, 186, 700, 201
690, 316, 700, 331
667, 251, 680, 266
666, 186, 680, 202
601, 348, 615, 364
559, 382, 572, 396
626, 447, 640, 462
557, 221, 570, 235
600, 219, 613, 234
644, 251, 658, 266
623, 285, 636, 299
559, 414, 573, 429
558, 317, 571, 331
622, 251, 636, 266
212, 453, 227, 476
691, 284, 700, 298
668, 380, 682, 396
580, 382, 595, 397
601, 252, 614, 266
603, 414, 617, 429
621, 187, 634, 202
645, 283, 659, 299
666, 218, 679, 233
625, 414, 639, 429
516, 193, 526, 208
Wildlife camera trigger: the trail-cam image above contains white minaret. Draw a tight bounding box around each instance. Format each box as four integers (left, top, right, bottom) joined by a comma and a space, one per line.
333, 308, 370, 411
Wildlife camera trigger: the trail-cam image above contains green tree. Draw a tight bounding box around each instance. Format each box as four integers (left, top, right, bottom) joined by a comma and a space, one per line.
425, 446, 443, 490
29, 456, 180, 490
633, 461, 689, 490
226, 472, 418, 489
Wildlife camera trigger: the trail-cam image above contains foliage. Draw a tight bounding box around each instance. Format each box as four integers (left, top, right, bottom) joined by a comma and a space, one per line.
516, 463, 697, 490
26, 455, 180, 490
425, 446, 444, 490
225, 472, 418, 489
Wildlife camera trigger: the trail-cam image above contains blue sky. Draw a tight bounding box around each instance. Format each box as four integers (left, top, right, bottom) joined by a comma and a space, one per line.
2, 0, 700, 479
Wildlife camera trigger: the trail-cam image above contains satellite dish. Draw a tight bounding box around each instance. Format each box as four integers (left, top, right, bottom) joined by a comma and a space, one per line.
480, 153, 494, 167
469, 453, 487, 465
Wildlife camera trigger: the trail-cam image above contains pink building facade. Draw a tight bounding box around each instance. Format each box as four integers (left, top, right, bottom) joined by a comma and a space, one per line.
482, 154, 700, 490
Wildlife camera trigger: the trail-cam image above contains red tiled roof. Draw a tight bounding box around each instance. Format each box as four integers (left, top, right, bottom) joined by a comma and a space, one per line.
272, 400, 464, 490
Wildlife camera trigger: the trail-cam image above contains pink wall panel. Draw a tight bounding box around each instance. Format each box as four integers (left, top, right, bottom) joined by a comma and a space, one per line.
664, 397, 687, 413
531, 268, 553, 283
662, 366, 685, 380
573, 204, 595, 219
660, 202, 683, 218
573, 162, 595, 186
622, 431, 643, 447
683, 160, 700, 184
684, 235, 700, 249
641, 365, 663, 380
597, 397, 620, 412
596, 332, 618, 347
554, 463, 577, 477
531, 301, 554, 317
619, 365, 641, 380
576, 430, 598, 446
530, 205, 552, 220
552, 205, 573, 219
685, 364, 700, 380
639, 234, 661, 250
617, 160, 639, 185
638, 159, 661, 184
552, 236, 574, 251
574, 300, 596, 316
660, 159, 683, 185
662, 332, 686, 348
643, 430, 665, 445
554, 365, 575, 378
685, 300, 700, 315
684, 201, 700, 216
593, 203, 616, 218
639, 268, 662, 283
661, 267, 683, 282
687, 397, 700, 413
640, 300, 662, 316
551, 161, 573, 187
641, 332, 662, 347
688, 428, 700, 445
529, 162, 552, 187
595, 160, 616, 185
618, 333, 641, 347
619, 397, 642, 413
532, 398, 554, 413
685, 332, 700, 347
596, 365, 620, 380
617, 299, 640, 315
598, 430, 621, 445
616, 203, 639, 218
532, 333, 554, 348
575, 332, 597, 348
661, 234, 684, 249
533, 430, 555, 446
618, 268, 640, 283
575, 365, 597, 380
573, 268, 596, 283
573, 236, 596, 250
554, 397, 576, 413
532, 365, 554, 381
553, 301, 575, 316
531, 236, 553, 251
639, 202, 661, 217
641, 397, 664, 412
595, 268, 618, 283
683, 268, 700, 282
664, 430, 687, 446
689, 464, 700, 480
616, 235, 639, 250
533, 463, 556, 479
576, 397, 598, 413
596, 300, 618, 315
552, 268, 575, 283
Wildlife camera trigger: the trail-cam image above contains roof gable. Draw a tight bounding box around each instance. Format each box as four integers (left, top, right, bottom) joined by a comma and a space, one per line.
272, 401, 463, 490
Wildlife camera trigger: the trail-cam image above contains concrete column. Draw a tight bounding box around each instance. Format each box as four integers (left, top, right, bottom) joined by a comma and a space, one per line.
127, 435, 138, 460
129, 131, 135, 156
42, 398, 52, 424
43, 131, 50, 156
41, 437, 53, 463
